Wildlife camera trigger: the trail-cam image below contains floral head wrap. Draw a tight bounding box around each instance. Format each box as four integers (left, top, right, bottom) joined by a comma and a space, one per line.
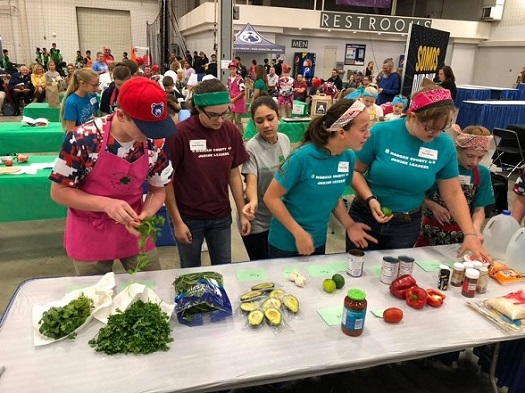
326, 100, 366, 132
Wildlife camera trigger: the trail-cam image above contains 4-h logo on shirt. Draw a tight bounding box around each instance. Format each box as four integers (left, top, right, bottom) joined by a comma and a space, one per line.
110, 172, 135, 193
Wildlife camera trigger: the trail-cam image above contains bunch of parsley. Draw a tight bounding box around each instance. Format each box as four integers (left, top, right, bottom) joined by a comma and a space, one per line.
89, 300, 173, 355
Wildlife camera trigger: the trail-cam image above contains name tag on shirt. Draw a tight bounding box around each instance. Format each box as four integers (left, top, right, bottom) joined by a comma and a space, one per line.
90, 97, 98, 105
458, 175, 472, 185
418, 147, 438, 160
190, 139, 207, 152
338, 161, 350, 173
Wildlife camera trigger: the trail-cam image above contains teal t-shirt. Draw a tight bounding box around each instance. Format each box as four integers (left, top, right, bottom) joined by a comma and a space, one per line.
268, 143, 356, 251
426, 164, 495, 208
356, 118, 458, 212
254, 78, 267, 91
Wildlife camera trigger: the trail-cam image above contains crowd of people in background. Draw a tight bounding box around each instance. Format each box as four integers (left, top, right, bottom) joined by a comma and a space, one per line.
2, 41, 525, 273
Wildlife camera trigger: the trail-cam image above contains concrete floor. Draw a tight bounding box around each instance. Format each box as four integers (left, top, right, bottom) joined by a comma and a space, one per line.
0, 115, 518, 393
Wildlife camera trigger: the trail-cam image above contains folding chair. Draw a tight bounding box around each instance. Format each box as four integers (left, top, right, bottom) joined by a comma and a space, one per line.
490, 128, 525, 178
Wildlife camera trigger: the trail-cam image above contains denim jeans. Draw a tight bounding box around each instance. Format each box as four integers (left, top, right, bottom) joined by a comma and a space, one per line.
345, 200, 422, 252
268, 243, 326, 259
177, 215, 232, 268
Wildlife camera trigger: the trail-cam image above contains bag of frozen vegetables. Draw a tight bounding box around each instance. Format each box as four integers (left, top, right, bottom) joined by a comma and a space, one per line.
173, 271, 232, 326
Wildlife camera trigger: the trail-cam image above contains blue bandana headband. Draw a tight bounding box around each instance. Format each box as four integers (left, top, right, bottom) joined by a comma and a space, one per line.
362, 90, 378, 99
344, 90, 362, 100
392, 95, 408, 108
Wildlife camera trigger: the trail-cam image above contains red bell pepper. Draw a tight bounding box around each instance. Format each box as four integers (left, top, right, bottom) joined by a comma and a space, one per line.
405, 286, 428, 309
426, 289, 446, 308
389, 274, 417, 299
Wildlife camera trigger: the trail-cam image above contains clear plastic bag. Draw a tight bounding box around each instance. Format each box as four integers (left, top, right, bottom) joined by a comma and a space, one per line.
466, 298, 525, 334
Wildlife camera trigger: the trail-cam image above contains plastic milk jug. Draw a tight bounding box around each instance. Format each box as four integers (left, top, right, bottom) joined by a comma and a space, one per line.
505, 228, 525, 271
482, 210, 520, 261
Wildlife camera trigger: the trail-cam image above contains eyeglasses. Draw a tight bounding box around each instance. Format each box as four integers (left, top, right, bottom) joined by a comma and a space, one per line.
86, 81, 100, 87
202, 109, 231, 121
418, 117, 450, 134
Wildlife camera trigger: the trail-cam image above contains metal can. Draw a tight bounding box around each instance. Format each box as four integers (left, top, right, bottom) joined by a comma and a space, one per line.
438, 264, 451, 291
398, 255, 415, 276
347, 249, 365, 277
380, 256, 399, 284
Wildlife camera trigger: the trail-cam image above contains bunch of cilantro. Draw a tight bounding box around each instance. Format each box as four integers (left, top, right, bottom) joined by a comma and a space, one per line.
38, 295, 94, 340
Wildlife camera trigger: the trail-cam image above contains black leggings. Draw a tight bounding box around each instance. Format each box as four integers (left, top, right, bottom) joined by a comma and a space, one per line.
241, 231, 270, 261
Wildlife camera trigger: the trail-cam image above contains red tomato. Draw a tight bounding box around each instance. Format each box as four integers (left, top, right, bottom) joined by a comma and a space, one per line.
383, 307, 403, 323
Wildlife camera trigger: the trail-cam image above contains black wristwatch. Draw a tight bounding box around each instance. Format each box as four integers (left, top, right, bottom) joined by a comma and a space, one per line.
365, 195, 378, 206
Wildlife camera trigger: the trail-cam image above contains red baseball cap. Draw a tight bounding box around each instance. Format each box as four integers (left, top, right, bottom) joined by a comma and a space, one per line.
118, 78, 176, 139
151, 64, 160, 73
228, 61, 238, 68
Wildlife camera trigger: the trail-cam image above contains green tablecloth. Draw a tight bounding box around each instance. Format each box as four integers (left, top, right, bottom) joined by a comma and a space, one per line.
243, 119, 310, 142
23, 103, 61, 122
0, 155, 66, 222
0, 122, 64, 154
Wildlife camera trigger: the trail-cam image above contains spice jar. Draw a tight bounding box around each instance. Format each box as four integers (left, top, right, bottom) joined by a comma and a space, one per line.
463, 261, 474, 270
438, 264, 450, 291
341, 289, 367, 337
462, 268, 480, 298
472, 261, 484, 270
476, 266, 489, 294
450, 262, 465, 287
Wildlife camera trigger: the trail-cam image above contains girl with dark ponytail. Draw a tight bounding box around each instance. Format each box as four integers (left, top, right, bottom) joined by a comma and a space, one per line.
263, 98, 378, 257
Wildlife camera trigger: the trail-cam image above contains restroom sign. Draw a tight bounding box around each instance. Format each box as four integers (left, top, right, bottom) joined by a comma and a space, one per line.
291, 39, 309, 49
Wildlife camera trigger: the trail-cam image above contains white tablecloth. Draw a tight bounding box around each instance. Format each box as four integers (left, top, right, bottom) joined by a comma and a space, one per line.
1, 245, 524, 393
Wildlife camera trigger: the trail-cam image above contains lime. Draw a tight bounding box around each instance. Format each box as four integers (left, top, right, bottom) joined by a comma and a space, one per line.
381, 207, 393, 216
323, 279, 337, 293
332, 273, 345, 289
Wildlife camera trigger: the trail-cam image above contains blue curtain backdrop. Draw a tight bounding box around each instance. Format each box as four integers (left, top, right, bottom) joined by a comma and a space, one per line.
456, 101, 525, 131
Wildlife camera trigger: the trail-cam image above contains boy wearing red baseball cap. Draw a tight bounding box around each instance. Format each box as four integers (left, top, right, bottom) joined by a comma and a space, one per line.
49, 78, 176, 275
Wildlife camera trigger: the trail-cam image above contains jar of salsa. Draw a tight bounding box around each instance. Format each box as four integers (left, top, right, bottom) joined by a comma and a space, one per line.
341, 288, 367, 337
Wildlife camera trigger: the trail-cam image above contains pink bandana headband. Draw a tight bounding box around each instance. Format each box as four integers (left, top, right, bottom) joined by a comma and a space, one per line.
408, 88, 454, 113
455, 132, 493, 151
326, 100, 366, 132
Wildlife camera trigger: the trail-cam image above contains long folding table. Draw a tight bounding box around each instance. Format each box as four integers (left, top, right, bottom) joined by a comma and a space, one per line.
0, 245, 522, 392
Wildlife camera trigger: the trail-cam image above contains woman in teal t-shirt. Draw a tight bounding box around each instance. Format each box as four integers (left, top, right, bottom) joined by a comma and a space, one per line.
416, 125, 495, 246
347, 80, 492, 262
264, 99, 377, 257
251, 65, 268, 105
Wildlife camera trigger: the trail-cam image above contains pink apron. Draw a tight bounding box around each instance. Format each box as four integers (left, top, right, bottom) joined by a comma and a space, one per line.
228, 75, 246, 114
64, 118, 155, 261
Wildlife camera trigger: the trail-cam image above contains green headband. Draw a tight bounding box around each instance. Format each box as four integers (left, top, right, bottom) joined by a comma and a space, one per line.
193, 91, 230, 107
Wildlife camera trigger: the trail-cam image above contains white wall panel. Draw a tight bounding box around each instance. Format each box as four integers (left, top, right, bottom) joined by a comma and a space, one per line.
1, 0, 158, 66
472, 46, 525, 87
449, 43, 478, 85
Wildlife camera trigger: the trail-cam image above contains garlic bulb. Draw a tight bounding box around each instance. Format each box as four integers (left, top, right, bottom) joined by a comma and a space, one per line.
287, 271, 299, 282
294, 274, 306, 287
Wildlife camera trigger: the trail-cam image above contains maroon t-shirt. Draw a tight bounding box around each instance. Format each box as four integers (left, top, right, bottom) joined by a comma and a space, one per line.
166, 115, 249, 219
293, 80, 308, 101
